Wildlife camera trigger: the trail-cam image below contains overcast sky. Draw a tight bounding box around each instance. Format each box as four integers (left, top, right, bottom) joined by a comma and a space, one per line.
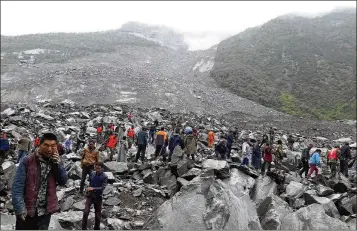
1, 1, 356, 50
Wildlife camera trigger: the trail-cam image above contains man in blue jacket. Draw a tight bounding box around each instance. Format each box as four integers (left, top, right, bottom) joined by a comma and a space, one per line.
135, 127, 148, 163
82, 162, 107, 230
0, 132, 10, 165
307, 149, 321, 178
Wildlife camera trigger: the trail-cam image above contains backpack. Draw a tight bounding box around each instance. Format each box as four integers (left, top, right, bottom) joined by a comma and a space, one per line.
216, 140, 226, 153
169, 136, 180, 151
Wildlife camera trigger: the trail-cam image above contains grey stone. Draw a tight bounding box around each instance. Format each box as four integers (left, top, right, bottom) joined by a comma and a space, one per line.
202, 159, 230, 179
104, 161, 128, 174
252, 175, 277, 206
60, 195, 75, 211
104, 197, 121, 206
181, 168, 202, 181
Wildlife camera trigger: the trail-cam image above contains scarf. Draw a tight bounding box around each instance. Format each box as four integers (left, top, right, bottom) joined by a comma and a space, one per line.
36, 155, 53, 216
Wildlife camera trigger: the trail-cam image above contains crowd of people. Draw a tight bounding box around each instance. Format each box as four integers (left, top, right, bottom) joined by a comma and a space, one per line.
0, 111, 355, 230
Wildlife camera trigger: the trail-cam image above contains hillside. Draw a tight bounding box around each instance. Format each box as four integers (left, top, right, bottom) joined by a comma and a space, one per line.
0, 22, 283, 118
210, 9, 356, 120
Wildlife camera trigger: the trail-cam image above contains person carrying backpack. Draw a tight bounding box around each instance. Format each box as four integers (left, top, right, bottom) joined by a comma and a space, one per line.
299, 144, 313, 178
327, 144, 340, 178
184, 130, 197, 161
308, 149, 321, 178
261, 143, 273, 174
154, 127, 168, 160
215, 135, 228, 160
167, 128, 185, 162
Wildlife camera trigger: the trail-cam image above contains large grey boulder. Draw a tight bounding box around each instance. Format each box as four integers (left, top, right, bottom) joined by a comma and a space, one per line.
224, 168, 255, 198
181, 168, 202, 181
143, 174, 261, 230
53, 211, 94, 230
1, 213, 16, 230
252, 176, 277, 206
104, 161, 128, 174
202, 159, 230, 179
257, 195, 292, 230
281, 204, 350, 230
285, 181, 306, 198
303, 192, 340, 218
336, 195, 357, 216
316, 184, 335, 197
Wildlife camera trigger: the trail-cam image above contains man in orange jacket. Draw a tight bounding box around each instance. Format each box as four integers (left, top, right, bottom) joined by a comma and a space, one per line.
208, 130, 215, 148
127, 125, 135, 149
106, 132, 118, 161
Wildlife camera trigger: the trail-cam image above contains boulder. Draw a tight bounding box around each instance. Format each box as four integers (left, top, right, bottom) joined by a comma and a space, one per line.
303, 192, 340, 218
104, 197, 121, 206
171, 146, 184, 164
257, 194, 292, 230
336, 195, 357, 216
49, 216, 63, 230
143, 172, 157, 184
176, 159, 189, 177
177, 177, 189, 187
330, 175, 352, 193
224, 168, 255, 198
235, 165, 260, 179
143, 175, 261, 230
202, 159, 230, 179
181, 168, 202, 181
285, 181, 306, 198
60, 195, 75, 212
316, 184, 335, 197
104, 172, 115, 183
157, 169, 178, 197
1, 214, 16, 230
73, 199, 86, 211
281, 204, 350, 230
53, 211, 94, 230
104, 162, 128, 174
2, 161, 16, 188
67, 162, 82, 180
107, 218, 128, 229
252, 176, 277, 206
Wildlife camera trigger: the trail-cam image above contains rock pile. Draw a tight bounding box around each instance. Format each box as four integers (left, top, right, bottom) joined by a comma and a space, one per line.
0, 102, 356, 230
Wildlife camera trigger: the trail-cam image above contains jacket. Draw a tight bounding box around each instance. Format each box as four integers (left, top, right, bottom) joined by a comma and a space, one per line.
156, 131, 167, 146
12, 153, 68, 217
0, 138, 9, 151
127, 128, 135, 138
263, 146, 273, 162
287, 137, 294, 144
309, 152, 321, 165
301, 148, 311, 159
215, 139, 228, 154
88, 171, 108, 199
107, 135, 118, 149
18, 138, 30, 152
208, 131, 215, 141
97, 126, 103, 133
82, 148, 99, 167
340, 145, 351, 159
227, 135, 233, 146
169, 134, 185, 151
327, 148, 340, 161
34, 138, 40, 147
136, 131, 148, 146
184, 134, 196, 154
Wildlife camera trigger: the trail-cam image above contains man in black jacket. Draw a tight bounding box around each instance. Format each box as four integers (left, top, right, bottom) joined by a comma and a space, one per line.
299, 144, 313, 178
135, 127, 148, 163
82, 162, 107, 230
340, 142, 351, 177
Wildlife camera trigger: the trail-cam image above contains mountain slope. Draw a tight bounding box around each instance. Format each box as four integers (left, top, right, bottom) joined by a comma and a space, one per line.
210, 9, 356, 120
0, 22, 284, 118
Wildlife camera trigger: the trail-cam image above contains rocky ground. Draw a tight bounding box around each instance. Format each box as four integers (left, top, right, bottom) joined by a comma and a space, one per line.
0, 102, 356, 230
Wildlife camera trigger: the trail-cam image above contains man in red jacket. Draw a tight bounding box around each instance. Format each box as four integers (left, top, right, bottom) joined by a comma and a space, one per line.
106, 132, 118, 161
261, 143, 273, 175
12, 133, 68, 230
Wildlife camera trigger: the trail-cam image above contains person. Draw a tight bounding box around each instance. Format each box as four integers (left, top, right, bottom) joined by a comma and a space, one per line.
106, 132, 118, 161
192, 127, 199, 139
241, 139, 250, 166
167, 128, 185, 162
149, 124, 156, 145
16, 134, 31, 163
135, 127, 148, 163
208, 130, 215, 148
226, 132, 234, 159
75, 132, 86, 153
269, 127, 275, 145
0, 132, 10, 165
215, 135, 228, 160
96, 124, 103, 135
117, 136, 128, 163
109, 123, 115, 132
184, 130, 197, 161
128, 112, 133, 123
64, 136, 72, 154
118, 124, 125, 141
82, 162, 107, 230
154, 119, 159, 128
81, 123, 87, 135
299, 144, 313, 178
57, 143, 65, 156
80, 140, 99, 194
12, 133, 68, 230
251, 139, 261, 170
232, 128, 238, 141
340, 142, 351, 177
307, 149, 321, 178
34, 135, 40, 148
127, 125, 135, 149
261, 143, 273, 174
287, 135, 295, 151
260, 134, 269, 148
274, 140, 284, 169
327, 144, 340, 178
154, 127, 167, 159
